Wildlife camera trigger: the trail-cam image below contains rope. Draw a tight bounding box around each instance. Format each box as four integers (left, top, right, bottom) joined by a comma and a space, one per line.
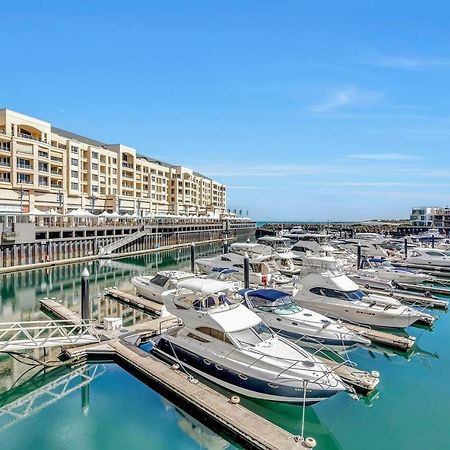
167, 339, 198, 384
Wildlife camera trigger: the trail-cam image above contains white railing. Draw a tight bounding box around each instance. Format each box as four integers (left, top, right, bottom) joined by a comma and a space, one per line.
98, 228, 150, 255
0, 320, 101, 352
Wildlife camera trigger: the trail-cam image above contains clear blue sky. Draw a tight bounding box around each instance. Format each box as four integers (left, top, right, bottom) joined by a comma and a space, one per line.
3, 1, 450, 221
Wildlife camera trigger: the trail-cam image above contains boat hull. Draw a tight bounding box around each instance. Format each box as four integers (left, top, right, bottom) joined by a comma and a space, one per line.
152, 337, 340, 404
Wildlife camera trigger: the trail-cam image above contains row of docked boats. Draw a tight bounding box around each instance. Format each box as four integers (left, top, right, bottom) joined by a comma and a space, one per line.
128, 229, 447, 406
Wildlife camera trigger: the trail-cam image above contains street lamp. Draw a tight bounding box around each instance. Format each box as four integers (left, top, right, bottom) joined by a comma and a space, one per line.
90, 194, 96, 214
57, 187, 64, 213
19, 183, 24, 215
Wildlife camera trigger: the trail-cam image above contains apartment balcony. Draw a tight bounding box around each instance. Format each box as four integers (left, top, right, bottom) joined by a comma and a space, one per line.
17, 163, 33, 170
0, 161, 11, 168
0, 127, 6, 135
51, 183, 62, 189
51, 156, 63, 163
38, 182, 49, 187
0, 145, 11, 153
0, 177, 11, 183
16, 133, 48, 144
122, 162, 133, 169
50, 170, 63, 177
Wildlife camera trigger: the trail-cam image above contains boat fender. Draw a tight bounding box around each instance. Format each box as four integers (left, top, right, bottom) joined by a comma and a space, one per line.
303, 437, 317, 448
425, 291, 432, 298
171, 363, 180, 370
229, 395, 240, 404
370, 370, 380, 378
364, 284, 370, 289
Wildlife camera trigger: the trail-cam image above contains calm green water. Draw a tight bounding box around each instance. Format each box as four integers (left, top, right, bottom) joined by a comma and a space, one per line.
0, 247, 449, 449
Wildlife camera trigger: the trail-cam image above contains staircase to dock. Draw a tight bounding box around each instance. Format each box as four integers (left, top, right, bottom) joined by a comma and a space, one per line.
98, 228, 150, 256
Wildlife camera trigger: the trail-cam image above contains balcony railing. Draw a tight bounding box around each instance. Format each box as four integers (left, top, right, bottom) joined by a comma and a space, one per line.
51, 183, 62, 189
0, 161, 10, 167
51, 156, 63, 163
38, 182, 49, 187
51, 170, 63, 176
17, 163, 33, 170
122, 162, 133, 168
0, 177, 11, 183
17, 133, 47, 143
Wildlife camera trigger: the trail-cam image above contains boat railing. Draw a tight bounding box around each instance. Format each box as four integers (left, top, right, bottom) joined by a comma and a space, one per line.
201, 337, 341, 388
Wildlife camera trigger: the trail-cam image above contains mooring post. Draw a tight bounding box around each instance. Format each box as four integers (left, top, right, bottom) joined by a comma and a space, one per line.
404, 237, 408, 259
223, 240, 228, 254
244, 253, 250, 288
190, 243, 195, 273
357, 244, 362, 270
81, 267, 90, 320
432, 235, 435, 248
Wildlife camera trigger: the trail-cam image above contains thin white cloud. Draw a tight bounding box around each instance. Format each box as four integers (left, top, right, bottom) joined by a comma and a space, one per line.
346, 153, 420, 161
309, 86, 382, 113
365, 54, 450, 69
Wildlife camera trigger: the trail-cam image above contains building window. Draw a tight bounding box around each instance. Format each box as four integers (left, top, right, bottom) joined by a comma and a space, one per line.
17, 158, 32, 169
92, 163, 98, 170
92, 151, 99, 159
0, 141, 11, 151
71, 182, 79, 190
71, 170, 79, 178
0, 157, 10, 167
92, 185, 98, 193
0, 172, 11, 182
92, 174, 98, 181
38, 162, 48, 172
38, 175, 48, 186
38, 150, 48, 158
17, 173, 32, 184
71, 158, 78, 166
71, 146, 79, 154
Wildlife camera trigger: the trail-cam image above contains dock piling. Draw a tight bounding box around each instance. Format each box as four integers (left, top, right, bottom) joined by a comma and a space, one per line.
404, 237, 408, 258
244, 254, 250, 288
81, 267, 90, 320
357, 244, 362, 269
190, 243, 195, 273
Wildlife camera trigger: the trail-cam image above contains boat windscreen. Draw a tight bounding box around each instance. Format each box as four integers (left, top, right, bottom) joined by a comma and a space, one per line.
229, 323, 273, 346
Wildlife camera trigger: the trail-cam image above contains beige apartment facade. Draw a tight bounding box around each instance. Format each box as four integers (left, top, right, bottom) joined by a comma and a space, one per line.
0, 109, 226, 215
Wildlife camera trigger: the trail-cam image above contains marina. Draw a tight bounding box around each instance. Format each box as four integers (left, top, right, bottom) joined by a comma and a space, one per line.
1, 232, 450, 449
2, 4, 450, 448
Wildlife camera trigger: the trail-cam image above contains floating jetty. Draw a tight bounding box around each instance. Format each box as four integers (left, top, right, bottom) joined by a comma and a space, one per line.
105, 288, 164, 316
363, 287, 448, 310
315, 355, 379, 394
37, 298, 315, 449
343, 323, 415, 351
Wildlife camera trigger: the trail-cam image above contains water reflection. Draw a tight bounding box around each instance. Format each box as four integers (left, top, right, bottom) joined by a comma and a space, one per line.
161, 398, 231, 450
0, 242, 223, 325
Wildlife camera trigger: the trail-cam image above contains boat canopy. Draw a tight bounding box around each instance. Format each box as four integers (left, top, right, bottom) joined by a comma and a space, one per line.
209, 304, 262, 332
238, 288, 289, 302
177, 278, 234, 295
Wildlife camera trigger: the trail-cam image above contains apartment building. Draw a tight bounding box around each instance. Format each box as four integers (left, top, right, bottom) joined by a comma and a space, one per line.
410, 206, 449, 227
0, 109, 226, 215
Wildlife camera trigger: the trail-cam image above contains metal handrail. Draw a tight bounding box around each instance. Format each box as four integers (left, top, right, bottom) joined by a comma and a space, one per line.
0, 319, 101, 351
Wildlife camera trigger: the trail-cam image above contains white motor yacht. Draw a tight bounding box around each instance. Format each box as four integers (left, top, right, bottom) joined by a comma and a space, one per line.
152, 278, 345, 404
293, 273, 435, 329
229, 243, 302, 277
237, 288, 370, 351
351, 257, 434, 288
195, 252, 292, 285
405, 248, 450, 268
131, 271, 196, 303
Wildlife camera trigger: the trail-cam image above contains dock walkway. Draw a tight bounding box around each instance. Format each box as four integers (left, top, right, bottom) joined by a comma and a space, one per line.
38, 298, 311, 449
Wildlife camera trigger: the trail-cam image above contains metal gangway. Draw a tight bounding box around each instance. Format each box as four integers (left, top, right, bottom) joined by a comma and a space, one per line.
0, 364, 105, 431
98, 228, 150, 256
0, 320, 102, 352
